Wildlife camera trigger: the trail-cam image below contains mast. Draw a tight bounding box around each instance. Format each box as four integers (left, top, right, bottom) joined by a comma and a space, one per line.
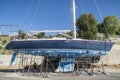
72, 0, 76, 39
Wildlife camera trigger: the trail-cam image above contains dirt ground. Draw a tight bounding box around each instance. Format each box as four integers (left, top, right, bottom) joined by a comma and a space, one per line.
0, 67, 120, 80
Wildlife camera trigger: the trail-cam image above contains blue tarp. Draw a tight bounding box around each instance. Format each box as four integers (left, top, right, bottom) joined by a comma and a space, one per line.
14, 49, 108, 57
10, 52, 17, 66
9, 49, 108, 66
56, 57, 75, 72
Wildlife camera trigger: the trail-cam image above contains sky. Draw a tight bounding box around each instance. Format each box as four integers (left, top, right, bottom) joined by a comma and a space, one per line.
0, 0, 120, 35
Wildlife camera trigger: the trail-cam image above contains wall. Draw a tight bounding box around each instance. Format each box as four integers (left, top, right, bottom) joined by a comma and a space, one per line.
101, 44, 120, 65
0, 55, 12, 66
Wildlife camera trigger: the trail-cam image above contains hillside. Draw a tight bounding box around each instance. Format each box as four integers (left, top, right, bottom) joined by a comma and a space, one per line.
0, 35, 12, 54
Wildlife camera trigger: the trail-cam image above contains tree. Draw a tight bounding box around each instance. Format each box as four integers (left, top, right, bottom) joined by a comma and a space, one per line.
55, 34, 64, 37
76, 13, 98, 40
54, 31, 73, 39
17, 30, 26, 39
116, 27, 120, 35
99, 16, 120, 37
34, 32, 45, 38
66, 31, 73, 37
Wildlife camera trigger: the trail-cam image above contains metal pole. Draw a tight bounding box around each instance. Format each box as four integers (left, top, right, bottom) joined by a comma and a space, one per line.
102, 61, 105, 74
72, 0, 77, 39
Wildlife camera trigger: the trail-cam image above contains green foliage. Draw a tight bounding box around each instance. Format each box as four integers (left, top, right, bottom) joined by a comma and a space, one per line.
0, 35, 13, 54
116, 27, 120, 35
0, 50, 13, 55
0, 45, 3, 49
17, 30, 26, 39
66, 31, 73, 37
99, 16, 120, 37
0, 35, 9, 37
34, 32, 45, 38
55, 34, 64, 37
54, 32, 73, 38
4, 50, 13, 54
1, 40, 7, 45
76, 13, 98, 40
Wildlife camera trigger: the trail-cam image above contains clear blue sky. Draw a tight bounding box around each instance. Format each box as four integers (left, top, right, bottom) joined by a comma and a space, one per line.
0, 0, 120, 34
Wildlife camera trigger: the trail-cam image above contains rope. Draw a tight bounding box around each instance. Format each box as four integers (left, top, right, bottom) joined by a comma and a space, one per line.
80, 0, 84, 14
81, 0, 86, 13
94, 0, 109, 38
27, 0, 42, 32
94, 0, 108, 56
23, 0, 34, 20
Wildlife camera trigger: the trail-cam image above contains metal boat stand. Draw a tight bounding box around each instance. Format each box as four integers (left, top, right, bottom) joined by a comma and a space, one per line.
72, 56, 106, 76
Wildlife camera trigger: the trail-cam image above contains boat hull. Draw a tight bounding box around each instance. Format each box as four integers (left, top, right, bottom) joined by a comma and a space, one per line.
5, 39, 113, 51
5, 39, 114, 57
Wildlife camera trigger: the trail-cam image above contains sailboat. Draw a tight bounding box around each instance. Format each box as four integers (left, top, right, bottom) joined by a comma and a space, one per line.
5, 0, 113, 72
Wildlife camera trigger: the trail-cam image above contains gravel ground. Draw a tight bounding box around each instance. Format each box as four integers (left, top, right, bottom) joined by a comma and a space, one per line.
0, 67, 120, 80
